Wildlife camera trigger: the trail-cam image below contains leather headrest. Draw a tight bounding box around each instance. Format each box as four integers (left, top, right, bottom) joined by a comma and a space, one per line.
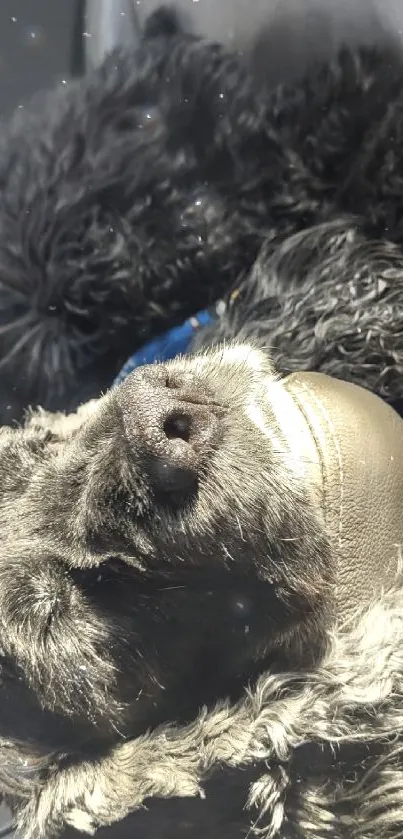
282, 373, 403, 622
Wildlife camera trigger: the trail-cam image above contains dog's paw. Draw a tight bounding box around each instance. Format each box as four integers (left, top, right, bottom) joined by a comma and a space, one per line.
15, 758, 111, 838
65, 809, 97, 835
16, 732, 204, 838
62, 769, 140, 835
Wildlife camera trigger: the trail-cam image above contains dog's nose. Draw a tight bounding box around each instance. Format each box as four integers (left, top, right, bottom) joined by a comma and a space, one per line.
118, 365, 222, 497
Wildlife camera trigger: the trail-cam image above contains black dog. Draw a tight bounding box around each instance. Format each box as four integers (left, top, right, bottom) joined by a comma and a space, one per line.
1, 9, 403, 839
1, 10, 403, 423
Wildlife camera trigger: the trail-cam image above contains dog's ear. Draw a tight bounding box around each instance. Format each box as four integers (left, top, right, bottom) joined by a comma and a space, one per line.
143, 7, 184, 40
15, 722, 205, 839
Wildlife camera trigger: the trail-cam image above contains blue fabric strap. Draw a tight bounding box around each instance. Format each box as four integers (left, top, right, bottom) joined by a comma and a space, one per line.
114, 308, 214, 386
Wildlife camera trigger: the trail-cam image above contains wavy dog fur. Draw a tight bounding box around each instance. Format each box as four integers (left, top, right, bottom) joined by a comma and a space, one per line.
2, 13, 403, 421
1, 10, 403, 839
15, 586, 403, 839
193, 218, 403, 402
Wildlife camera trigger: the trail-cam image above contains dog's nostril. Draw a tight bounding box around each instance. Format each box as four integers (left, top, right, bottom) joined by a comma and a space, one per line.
163, 412, 192, 443
118, 364, 223, 502
163, 371, 195, 391
164, 375, 180, 390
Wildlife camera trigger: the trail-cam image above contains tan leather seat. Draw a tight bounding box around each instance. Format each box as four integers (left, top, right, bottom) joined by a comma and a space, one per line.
283, 372, 403, 622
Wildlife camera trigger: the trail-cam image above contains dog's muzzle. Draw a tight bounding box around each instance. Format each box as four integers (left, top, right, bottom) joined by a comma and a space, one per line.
117, 344, 403, 625
117, 364, 225, 497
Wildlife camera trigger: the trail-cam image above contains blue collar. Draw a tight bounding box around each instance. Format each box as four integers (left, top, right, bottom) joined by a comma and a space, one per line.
114, 308, 214, 386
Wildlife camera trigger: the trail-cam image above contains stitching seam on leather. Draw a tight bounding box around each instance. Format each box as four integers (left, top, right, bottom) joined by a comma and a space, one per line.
296, 381, 344, 549
287, 383, 326, 514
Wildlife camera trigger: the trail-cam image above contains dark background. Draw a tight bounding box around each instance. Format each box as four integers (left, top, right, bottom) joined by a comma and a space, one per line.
0, 0, 82, 118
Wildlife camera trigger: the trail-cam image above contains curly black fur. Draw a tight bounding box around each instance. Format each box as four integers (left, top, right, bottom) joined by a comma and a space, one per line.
1, 14, 403, 421
1, 9, 403, 839
193, 219, 403, 400
0, 15, 280, 420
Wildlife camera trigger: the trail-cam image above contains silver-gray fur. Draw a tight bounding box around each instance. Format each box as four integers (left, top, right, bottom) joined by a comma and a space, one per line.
17, 585, 403, 838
